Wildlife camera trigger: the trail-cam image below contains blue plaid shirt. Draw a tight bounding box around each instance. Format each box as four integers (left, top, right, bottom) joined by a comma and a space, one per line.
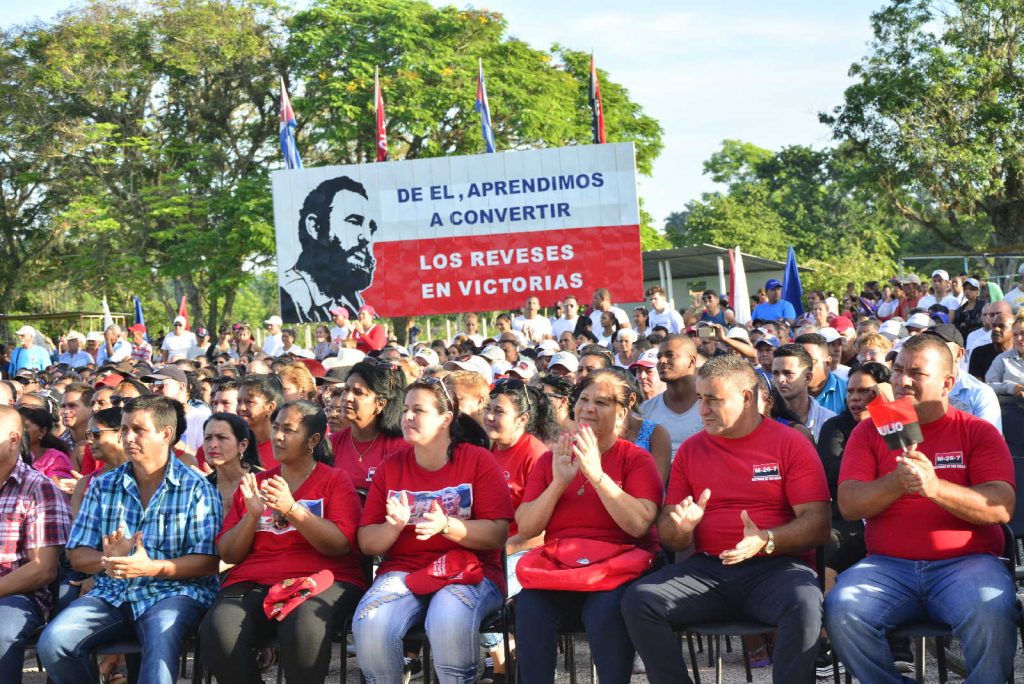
68, 454, 222, 618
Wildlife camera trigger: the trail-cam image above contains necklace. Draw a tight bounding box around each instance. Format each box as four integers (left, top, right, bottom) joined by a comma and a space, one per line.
576, 471, 587, 496
350, 431, 381, 462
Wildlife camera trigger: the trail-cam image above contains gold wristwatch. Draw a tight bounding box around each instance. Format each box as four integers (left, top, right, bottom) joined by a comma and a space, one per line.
764, 529, 775, 555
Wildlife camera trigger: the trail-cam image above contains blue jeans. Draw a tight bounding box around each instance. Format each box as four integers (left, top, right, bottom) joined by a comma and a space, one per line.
353, 571, 502, 684
825, 553, 1017, 684
38, 594, 206, 684
516, 583, 636, 684
0, 595, 44, 684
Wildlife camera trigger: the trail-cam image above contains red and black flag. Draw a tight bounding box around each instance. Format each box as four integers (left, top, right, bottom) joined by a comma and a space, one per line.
866, 395, 922, 450
589, 53, 606, 144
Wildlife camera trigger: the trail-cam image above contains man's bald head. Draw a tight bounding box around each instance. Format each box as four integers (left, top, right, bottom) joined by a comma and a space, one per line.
990, 300, 1012, 318
0, 406, 24, 467
0, 381, 13, 407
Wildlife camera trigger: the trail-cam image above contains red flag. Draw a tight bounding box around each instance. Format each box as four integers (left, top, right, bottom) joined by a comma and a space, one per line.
177, 296, 189, 331
589, 53, 606, 144
375, 66, 387, 162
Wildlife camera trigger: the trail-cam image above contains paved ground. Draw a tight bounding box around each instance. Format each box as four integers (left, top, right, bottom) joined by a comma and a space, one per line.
24, 634, 1016, 683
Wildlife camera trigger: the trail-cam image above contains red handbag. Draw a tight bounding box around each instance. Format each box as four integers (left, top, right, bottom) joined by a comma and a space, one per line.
515, 538, 655, 591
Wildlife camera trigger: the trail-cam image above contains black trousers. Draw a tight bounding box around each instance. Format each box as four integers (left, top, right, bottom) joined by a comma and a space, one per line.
621, 554, 822, 684
200, 580, 363, 684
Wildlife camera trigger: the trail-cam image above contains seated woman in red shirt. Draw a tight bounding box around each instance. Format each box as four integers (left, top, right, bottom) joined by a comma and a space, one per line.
480, 379, 559, 679
200, 401, 367, 684
514, 369, 664, 684
329, 359, 407, 491
354, 378, 514, 684
351, 305, 387, 353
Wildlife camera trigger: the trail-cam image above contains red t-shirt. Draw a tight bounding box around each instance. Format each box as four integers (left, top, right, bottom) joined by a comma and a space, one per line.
668, 418, 829, 559
257, 440, 276, 470
80, 445, 100, 475
330, 428, 407, 490
359, 443, 514, 593
218, 463, 367, 589
840, 407, 1014, 560
353, 324, 387, 353
492, 433, 547, 537
522, 439, 663, 552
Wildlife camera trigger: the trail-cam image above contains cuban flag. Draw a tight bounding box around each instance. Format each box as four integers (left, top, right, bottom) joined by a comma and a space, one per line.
589, 52, 606, 144
279, 76, 302, 169
375, 66, 388, 162
475, 58, 496, 153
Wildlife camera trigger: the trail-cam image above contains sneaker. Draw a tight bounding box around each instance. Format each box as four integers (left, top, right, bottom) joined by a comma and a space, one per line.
815, 640, 845, 678
402, 657, 423, 683
890, 638, 914, 674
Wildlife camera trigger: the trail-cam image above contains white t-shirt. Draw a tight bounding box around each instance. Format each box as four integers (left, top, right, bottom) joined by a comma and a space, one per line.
965, 327, 991, 355
162, 331, 197, 359
263, 334, 284, 357
182, 404, 212, 452
514, 315, 553, 342
916, 294, 960, 312
648, 307, 685, 334
1003, 286, 1024, 313
876, 299, 899, 319
640, 394, 704, 456
589, 307, 629, 334
330, 325, 352, 345
551, 316, 579, 339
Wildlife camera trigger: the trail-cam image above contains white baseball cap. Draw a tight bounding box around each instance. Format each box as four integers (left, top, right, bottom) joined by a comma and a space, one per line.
536, 339, 560, 357
931, 269, 949, 281
878, 320, 905, 341
414, 348, 439, 367
15, 325, 35, 337
173, 315, 187, 325
548, 351, 580, 373
629, 348, 658, 369
508, 358, 537, 380
264, 315, 283, 326
906, 312, 933, 329
818, 327, 842, 344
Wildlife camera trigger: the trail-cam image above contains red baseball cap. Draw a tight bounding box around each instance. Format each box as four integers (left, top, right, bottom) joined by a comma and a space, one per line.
832, 316, 854, 334
358, 305, 378, 318
127, 324, 147, 334
94, 373, 125, 389
405, 549, 484, 595
293, 358, 326, 378
262, 570, 335, 621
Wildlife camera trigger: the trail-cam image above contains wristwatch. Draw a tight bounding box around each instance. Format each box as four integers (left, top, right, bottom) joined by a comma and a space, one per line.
764, 529, 775, 555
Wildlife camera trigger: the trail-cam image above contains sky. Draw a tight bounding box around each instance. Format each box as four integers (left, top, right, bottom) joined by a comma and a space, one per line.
2, 0, 888, 231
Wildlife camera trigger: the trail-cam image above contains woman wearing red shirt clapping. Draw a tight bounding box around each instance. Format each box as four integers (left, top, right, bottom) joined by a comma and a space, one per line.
200, 401, 366, 684
354, 378, 514, 684
514, 370, 664, 684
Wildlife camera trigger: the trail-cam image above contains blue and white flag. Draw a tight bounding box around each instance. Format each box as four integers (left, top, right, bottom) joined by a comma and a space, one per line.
279, 76, 302, 169
475, 59, 496, 153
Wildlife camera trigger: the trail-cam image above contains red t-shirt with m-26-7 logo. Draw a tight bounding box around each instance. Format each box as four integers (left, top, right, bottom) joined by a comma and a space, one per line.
667, 418, 829, 560
841, 407, 1014, 560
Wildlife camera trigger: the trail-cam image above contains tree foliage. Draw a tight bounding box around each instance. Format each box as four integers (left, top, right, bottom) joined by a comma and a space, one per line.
0, 0, 663, 332
674, 140, 903, 293
823, 0, 1024, 250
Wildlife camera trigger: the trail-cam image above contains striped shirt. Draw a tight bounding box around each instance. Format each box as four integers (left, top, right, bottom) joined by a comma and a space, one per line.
68, 454, 222, 618
0, 459, 72, 616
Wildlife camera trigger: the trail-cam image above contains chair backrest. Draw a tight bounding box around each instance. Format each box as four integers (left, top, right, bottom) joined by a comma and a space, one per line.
1010, 458, 1024, 538
1002, 404, 1024, 459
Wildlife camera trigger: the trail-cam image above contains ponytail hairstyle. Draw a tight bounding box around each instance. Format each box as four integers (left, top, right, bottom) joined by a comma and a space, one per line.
490, 379, 559, 443
276, 399, 333, 465
407, 376, 488, 458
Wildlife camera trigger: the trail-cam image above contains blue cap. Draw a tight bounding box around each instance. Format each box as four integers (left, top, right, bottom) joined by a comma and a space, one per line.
931, 312, 950, 325
755, 335, 780, 348
765, 278, 782, 290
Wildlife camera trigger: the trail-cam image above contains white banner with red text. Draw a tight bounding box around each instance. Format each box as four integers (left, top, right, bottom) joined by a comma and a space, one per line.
272, 143, 641, 321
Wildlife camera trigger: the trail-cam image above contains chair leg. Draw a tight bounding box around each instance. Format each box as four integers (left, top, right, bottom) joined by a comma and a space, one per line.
714, 635, 724, 684
566, 634, 576, 684
686, 633, 701, 684
914, 637, 925, 684
707, 635, 714, 667
422, 639, 432, 684
935, 637, 948, 684
740, 637, 752, 683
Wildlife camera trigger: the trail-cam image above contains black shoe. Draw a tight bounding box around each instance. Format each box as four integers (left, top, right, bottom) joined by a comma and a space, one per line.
890, 637, 914, 673
478, 667, 507, 684
815, 639, 845, 678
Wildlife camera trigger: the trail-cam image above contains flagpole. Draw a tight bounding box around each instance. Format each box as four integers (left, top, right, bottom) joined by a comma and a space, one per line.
375, 66, 388, 162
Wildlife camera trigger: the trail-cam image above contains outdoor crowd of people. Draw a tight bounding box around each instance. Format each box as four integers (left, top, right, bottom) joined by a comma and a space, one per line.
0, 267, 1021, 684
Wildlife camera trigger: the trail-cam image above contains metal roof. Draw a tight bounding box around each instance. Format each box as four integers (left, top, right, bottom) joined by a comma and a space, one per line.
642, 244, 804, 281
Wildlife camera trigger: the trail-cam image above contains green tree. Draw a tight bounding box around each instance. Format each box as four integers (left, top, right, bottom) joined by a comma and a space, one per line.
823, 0, 1024, 250
676, 140, 902, 293
25, 0, 283, 331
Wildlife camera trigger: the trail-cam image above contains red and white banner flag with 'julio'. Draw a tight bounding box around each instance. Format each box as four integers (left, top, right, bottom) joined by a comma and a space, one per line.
271, 143, 642, 321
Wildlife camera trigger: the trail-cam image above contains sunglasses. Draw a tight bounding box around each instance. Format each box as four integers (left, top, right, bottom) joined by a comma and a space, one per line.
494, 378, 533, 413
110, 395, 124, 407
420, 376, 454, 407
87, 427, 119, 439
